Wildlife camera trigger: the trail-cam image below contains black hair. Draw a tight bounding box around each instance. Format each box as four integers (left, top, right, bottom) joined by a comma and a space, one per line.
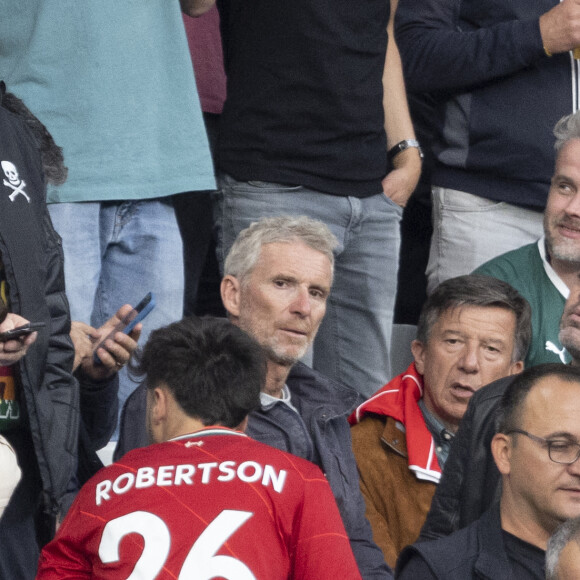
497, 363, 580, 433
130, 316, 266, 428
0, 82, 67, 186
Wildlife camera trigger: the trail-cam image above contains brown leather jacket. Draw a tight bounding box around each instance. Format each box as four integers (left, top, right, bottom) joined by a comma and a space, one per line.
351, 415, 436, 567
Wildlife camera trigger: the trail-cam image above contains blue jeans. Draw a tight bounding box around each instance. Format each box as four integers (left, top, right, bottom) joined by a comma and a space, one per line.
427, 187, 544, 294
48, 199, 184, 438
213, 174, 402, 398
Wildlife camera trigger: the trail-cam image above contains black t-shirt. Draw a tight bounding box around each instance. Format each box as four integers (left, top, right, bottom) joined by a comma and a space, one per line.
502, 530, 545, 579
217, 0, 390, 197
396, 525, 546, 579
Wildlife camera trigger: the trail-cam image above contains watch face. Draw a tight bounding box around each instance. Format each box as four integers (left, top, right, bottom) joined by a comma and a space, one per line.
388, 140, 423, 161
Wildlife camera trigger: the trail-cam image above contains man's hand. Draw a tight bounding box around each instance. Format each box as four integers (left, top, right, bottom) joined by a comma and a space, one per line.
382, 147, 422, 208
540, 0, 580, 55
0, 313, 38, 366
180, 0, 215, 17
71, 305, 142, 381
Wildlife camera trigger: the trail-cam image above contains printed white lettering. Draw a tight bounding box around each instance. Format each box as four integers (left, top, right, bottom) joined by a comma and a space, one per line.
112, 473, 135, 496
136, 467, 156, 489
237, 461, 262, 484
157, 465, 175, 486
96, 480, 112, 506
262, 465, 287, 493
217, 461, 236, 482
198, 462, 218, 484
94, 460, 287, 505
174, 464, 195, 485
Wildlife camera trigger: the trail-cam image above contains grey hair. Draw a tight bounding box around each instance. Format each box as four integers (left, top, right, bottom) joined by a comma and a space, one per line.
416, 275, 531, 363
224, 215, 338, 283
546, 517, 580, 580
553, 111, 580, 153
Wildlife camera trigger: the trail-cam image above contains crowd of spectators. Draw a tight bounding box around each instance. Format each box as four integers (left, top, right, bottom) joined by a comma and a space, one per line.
2, 0, 580, 577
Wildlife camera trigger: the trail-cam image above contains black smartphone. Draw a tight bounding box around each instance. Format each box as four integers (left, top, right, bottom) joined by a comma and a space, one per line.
93, 292, 156, 364
0, 322, 46, 342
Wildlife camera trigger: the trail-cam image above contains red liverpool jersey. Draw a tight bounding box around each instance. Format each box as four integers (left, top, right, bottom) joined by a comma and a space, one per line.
38, 427, 361, 579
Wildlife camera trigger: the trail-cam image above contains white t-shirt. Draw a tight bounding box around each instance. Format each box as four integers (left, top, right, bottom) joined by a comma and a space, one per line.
0, 435, 21, 517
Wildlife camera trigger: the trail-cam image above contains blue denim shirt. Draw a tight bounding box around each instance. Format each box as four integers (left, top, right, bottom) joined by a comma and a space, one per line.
246, 362, 393, 579
418, 398, 454, 468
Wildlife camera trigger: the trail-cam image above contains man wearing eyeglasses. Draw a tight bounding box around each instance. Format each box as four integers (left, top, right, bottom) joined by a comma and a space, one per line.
397, 363, 580, 579
420, 280, 580, 542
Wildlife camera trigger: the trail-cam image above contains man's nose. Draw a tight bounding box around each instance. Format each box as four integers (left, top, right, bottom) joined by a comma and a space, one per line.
458, 344, 479, 373
567, 451, 580, 477
565, 192, 580, 218
290, 287, 311, 316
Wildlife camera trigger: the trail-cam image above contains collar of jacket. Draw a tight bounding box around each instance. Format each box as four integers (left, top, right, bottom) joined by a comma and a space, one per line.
286, 361, 363, 422
474, 504, 514, 580
381, 415, 408, 458
401, 503, 513, 580
351, 362, 442, 483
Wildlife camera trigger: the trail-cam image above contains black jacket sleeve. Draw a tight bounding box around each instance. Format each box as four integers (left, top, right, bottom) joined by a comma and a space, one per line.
396, 548, 439, 580
419, 376, 512, 540
395, 0, 548, 94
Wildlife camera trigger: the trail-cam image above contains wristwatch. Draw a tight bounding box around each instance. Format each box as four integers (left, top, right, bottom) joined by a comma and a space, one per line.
387, 139, 424, 162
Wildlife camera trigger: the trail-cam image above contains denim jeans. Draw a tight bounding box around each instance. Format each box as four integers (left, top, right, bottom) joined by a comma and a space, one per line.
48, 199, 184, 438
213, 174, 402, 398
426, 187, 544, 294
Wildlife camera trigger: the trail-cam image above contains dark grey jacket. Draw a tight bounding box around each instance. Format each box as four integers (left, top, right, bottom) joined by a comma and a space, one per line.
398, 507, 513, 580
248, 362, 393, 579
0, 97, 79, 517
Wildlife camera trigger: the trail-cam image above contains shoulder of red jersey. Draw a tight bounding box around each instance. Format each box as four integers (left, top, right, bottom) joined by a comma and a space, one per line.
154, 428, 326, 478
80, 428, 328, 509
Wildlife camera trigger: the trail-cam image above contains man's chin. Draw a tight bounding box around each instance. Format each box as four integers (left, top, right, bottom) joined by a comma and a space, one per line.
549, 240, 580, 263
560, 328, 580, 362
266, 345, 308, 367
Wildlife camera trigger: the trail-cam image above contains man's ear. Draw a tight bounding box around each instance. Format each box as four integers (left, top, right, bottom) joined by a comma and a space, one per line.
150, 386, 169, 426
411, 339, 426, 375
508, 360, 524, 376
491, 432, 512, 476
221, 275, 241, 318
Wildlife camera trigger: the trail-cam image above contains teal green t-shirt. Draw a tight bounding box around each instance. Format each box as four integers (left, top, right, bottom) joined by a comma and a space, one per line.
474, 239, 570, 368
0, 1, 215, 203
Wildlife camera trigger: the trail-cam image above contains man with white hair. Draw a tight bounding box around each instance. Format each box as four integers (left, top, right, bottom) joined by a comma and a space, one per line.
116, 215, 393, 578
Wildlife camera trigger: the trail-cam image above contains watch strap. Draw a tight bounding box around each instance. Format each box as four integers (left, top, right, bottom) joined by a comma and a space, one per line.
387, 139, 424, 162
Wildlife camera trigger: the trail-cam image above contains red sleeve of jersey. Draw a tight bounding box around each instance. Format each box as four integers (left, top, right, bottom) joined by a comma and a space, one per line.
289, 462, 362, 580
37, 494, 94, 579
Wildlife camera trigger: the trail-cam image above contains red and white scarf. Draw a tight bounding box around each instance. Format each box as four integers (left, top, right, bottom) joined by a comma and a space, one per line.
349, 362, 441, 483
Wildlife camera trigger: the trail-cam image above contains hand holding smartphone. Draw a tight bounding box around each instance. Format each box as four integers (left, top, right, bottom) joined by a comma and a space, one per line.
0, 322, 46, 342
93, 293, 155, 364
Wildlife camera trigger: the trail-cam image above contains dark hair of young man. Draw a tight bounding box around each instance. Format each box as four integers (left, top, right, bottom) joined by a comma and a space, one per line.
130, 316, 266, 429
